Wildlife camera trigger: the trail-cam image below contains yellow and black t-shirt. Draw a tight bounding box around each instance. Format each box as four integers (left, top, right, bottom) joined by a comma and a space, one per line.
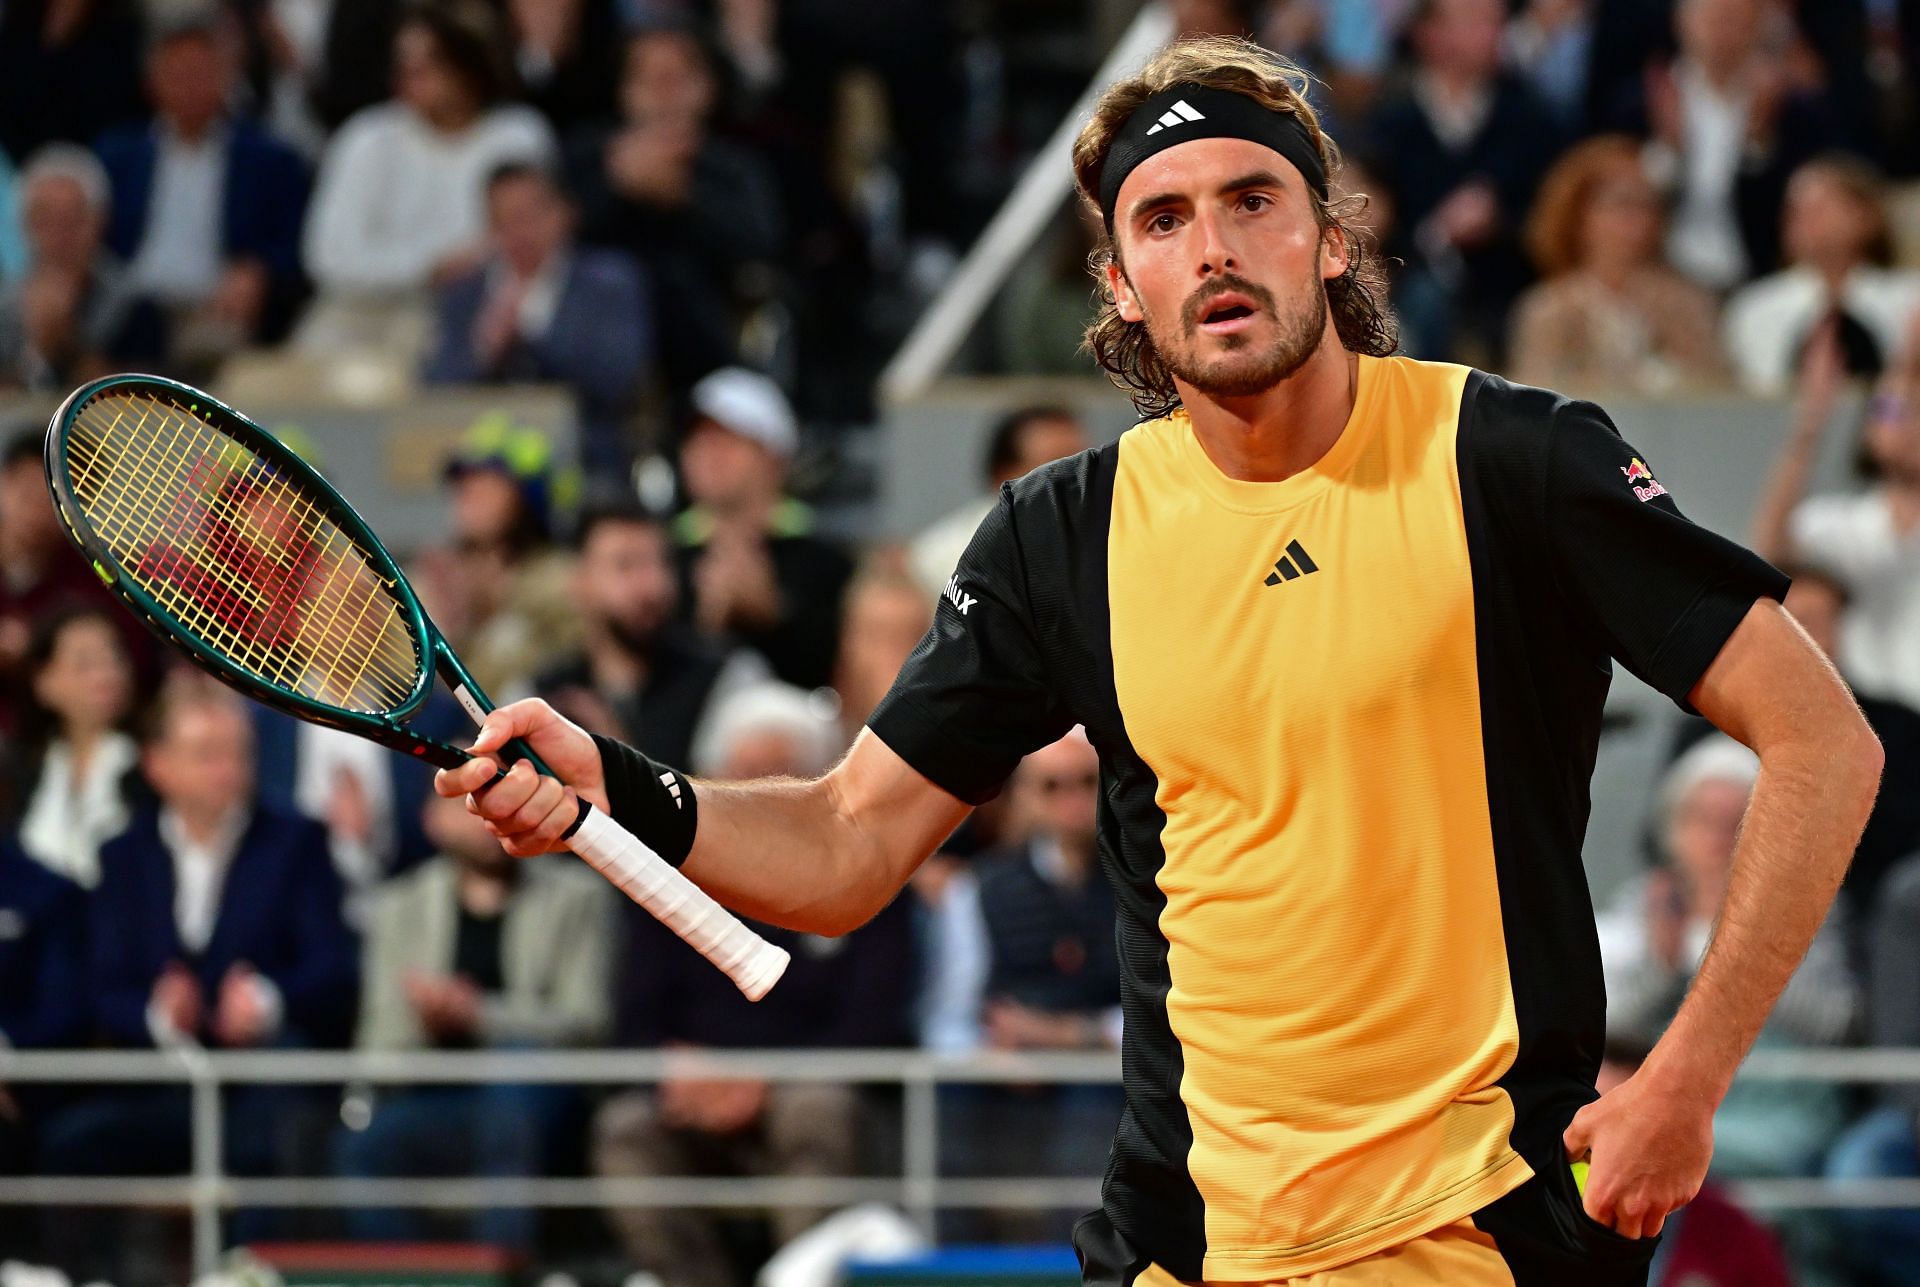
868, 356, 1787, 1282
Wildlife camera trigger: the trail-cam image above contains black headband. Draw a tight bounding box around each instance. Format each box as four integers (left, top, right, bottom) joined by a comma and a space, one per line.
1096, 83, 1328, 230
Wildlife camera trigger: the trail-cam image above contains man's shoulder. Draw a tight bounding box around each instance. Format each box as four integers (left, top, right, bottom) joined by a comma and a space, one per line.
1001, 441, 1120, 525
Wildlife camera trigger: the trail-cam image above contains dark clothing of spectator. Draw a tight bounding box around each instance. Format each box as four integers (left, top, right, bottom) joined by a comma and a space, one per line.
87, 806, 358, 1049
533, 625, 745, 771
0, 252, 166, 390
672, 504, 855, 692
0, 0, 145, 160
93, 119, 313, 340
977, 841, 1120, 1017
0, 841, 87, 1050
567, 127, 783, 393
1362, 73, 1561, 360
309, 0, 402, 131
614, 892, 913, 1050
425, 249, 654, 477
513, 0, 625, 134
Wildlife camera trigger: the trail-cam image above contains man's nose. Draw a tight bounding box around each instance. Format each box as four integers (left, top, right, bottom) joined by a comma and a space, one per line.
1194, 208, 1236, 277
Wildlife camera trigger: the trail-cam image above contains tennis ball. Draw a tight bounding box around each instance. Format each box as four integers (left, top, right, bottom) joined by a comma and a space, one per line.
1570, 1159, 1590, 1197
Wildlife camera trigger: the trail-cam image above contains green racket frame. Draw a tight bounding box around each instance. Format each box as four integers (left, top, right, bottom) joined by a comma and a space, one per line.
44, 373, 540, 775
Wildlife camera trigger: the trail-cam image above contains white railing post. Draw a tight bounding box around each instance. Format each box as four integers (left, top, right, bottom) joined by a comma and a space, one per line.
182, 1045, 224, 1279
903, 1056, 939, 1236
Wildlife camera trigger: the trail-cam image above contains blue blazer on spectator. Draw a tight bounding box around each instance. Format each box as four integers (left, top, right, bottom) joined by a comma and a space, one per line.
93, 119, 311, 326
0, 841, 88, 1049
88, 807, 358, 1048
424, 249, 652, 473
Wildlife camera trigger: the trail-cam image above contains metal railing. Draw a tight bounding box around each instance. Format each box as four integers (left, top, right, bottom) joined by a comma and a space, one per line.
4, 1046, 1920, 1279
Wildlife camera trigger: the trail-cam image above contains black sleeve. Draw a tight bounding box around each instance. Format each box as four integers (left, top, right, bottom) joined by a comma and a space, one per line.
866, 489, 1074, 804
1542, 398, 1789, 710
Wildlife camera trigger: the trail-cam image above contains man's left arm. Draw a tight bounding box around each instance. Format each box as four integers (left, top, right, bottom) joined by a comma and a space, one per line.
1566, 599, 1882, 1237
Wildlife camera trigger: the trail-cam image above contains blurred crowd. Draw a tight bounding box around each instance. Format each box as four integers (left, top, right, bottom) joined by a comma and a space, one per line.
1, 1, 1920, 1287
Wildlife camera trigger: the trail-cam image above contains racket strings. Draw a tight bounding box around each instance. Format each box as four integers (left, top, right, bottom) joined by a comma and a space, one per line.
63, 390, 422, 714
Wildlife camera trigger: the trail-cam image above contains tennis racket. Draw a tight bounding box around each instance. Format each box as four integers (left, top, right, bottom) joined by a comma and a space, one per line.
44, 374, 788, 1000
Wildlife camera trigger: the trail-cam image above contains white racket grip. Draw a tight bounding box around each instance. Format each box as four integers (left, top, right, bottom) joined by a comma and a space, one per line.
565, 804, 789, 1001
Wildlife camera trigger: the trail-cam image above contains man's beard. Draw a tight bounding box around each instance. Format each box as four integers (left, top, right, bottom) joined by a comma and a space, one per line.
1145, 271, 1328, 400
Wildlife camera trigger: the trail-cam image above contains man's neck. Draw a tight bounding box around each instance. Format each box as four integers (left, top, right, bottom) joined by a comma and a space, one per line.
171, 804, 240, 851
1179, 338, 1360, 483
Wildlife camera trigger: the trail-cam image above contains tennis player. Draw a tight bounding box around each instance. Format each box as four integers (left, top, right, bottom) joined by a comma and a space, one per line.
440, 36, 1883, 1287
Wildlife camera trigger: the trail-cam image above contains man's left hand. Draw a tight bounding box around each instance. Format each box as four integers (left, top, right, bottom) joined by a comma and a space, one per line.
213, 964, 275, 1047
1563, 1063, 1714, 1239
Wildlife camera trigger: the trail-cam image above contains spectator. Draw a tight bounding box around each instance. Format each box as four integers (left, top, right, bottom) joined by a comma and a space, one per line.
93, 11, 312, 374
424, 162, 654, 480
1255, 0, 1419, 118
1, 608, 142, 890
567, 22, 784, 391
1362, 0, 1562, 362
0, 839, 87, 1054
1507, 135, 1727, 395
674, 367, 854, 691
36, 679, 358, 1278
0, 428, 151, 740
0, 0, 144, 162
1640, 0, 1836, 293
906, 406, 1089, 601
936, 728, 1121, 1239
830, 565, 933, 749
0, 145, 165, 390
298, 0, 555, 356
1751, 316, 1920, 710
502, 0, 624, 133
333, 791, 614, 1250
1723, 155, 1920, 395
593, 681, 912, 1287
1595, 735, 1856, 1178
0, 838, 86, 1261
1505, 0, 1600, 133
535, 502, 766, 770
441, 416, 581, 697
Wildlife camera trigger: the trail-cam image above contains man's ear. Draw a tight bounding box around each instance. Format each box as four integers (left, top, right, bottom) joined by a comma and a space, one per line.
1320, 222, 1350, 282
1108, 259, 1143, 324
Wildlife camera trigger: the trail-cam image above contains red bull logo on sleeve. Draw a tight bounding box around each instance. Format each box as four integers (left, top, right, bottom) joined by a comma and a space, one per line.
1621, 457, 1668, 502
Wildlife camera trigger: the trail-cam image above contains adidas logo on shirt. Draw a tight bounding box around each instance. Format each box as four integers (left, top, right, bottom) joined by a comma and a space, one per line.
1262, 540, 1320, 586
1145, 99, 1206, 135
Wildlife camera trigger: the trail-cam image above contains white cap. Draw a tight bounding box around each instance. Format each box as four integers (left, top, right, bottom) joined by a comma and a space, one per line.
690, 367, 798, 458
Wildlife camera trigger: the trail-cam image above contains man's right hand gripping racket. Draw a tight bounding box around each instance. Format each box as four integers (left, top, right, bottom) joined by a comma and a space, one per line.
45, 374, 788, 1000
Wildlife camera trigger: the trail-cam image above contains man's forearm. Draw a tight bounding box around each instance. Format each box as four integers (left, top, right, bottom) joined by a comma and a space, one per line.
1649, 732, 1880, 1101
681, 774, 905, 936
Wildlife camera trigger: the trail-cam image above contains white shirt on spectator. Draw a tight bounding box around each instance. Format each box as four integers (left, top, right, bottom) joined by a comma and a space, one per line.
1723, 265, 1920, 396
1657, 61, 1750, 292
17, 731, 138, 890
292, 722, 395, 902
302, 102, 555, 295
161, 805, 250, 954
1790, 488, 1920, 708
129, 124, 228, 305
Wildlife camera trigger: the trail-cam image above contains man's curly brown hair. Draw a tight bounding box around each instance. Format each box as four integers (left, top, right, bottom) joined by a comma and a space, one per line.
1073, 36, 1397, 418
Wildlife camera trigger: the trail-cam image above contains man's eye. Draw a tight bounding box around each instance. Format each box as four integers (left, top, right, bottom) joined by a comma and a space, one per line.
1149, 213, 1179, 233
1241, 194, 1270, 211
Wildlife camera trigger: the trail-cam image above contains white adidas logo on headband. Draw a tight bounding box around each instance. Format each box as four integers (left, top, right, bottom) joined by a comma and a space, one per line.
1145, 99, 1206, 135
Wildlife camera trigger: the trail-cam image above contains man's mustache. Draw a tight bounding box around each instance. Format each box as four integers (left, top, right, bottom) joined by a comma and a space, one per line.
1183, 275, 1276, 328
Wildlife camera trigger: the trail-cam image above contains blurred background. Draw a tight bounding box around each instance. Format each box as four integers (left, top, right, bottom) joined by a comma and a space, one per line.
2, 1, 1920, 1285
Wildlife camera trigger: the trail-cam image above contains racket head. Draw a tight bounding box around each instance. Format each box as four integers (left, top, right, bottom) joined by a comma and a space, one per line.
44, 374, 440, 742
